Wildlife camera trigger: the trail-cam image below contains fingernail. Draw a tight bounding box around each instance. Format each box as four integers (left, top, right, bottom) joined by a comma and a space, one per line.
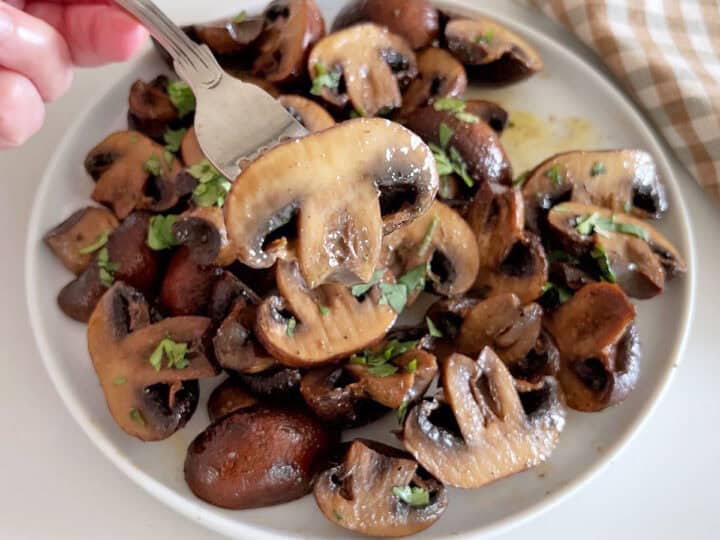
0, 9, 13, 41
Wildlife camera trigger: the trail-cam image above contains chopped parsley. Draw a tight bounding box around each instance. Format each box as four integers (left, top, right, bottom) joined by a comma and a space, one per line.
129, 408, 145, 426
97, 247, 119, 288
352, 265, 426, 314
164, 149, 174, 165
232, 10, 247, 23
405, 358, 417, 373
591, 244, 617, 283
351, 269, 385, 296
112, 376, 127, 386
544, 165, 562, 186
574, 213, 649, 241
512, 171, 529, 188
438, 123, 453, 148
433, 97, 479, 123
163, 127, 186, 153
541, 282, 572, 304
146, 214, 180, 250
426, 316, 443, 338
144, 155, 163, 177
318, 304, 330, 315
149, 337, 189, 371
417, 215, 439, 256
351, 339, 418, 378
188, 159, 232, 207
590, 161, 607, 177
378, 282, 408, 313
166, 80, 196, 118
392, 486, 430, 507
368, 362, 399, 377
475, 30, 495, 44
286, 317, 297, 337
78, 231, 110, 255
430, 143, 473, 187
310, 64, 341, 96
397, 400, 409, 423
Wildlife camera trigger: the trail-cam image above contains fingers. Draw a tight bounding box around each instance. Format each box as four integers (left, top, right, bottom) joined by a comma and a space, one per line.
0, 69, 44, 148
0, 3, 72, 101
26, 3, 147, 67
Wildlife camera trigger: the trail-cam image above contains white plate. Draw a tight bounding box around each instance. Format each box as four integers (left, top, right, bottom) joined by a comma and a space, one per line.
25, 1, 695, 538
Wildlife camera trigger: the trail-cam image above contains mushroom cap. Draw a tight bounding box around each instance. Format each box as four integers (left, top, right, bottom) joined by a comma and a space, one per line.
403, 349, 565, 488
159, 247, 224, 316
207, 377, 258, 422
255, 260, 397, 367
224, 118, 439, 288
314, 439, 448, 537
522, 149, 668, 231
382, 201, 479, 299
190, 15, 264, 56
332, 0, 440, 49
127, 76, 179, 141
444, 17, 543, 83
308, 24, 417, 117
86, 131, 184, 219
176, 206, 235, 267
87, 283, 219, 440
277, 94, 336, 132
252, 0, 326, 83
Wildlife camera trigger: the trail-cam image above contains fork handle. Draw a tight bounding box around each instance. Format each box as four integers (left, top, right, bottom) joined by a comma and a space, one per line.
113, 0, 223, 90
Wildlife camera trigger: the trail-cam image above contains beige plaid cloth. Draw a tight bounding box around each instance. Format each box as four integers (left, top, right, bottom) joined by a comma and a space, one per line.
528, 0, 720, 204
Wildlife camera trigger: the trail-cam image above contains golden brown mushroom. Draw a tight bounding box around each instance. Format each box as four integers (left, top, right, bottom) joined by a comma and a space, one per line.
188, 13, 264, 56
278, 94, 336, 132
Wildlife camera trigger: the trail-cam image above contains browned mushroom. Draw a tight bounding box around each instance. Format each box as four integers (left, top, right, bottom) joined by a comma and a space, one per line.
403, 349, 565, 487
85, 131, 185, 219
466, 182, 548, 302
278, 94, 335, 132
521, 150, 668, 231
159, 247, 224, 316
314, 439, 447, 537
547, 202, 686, 298
252, 0, 325, 84
332, 0, 439, 49
184, 405, 336, 509
58, 212, 161, 322
255, 261, 397, 366
175, 206, 236, 267
188, 13, 264, 56
308, 24, 417, 116
397, 48, 467, 120
382, 201, 479, 301
44, 206, 119, 275
127, 76, 180, 141
207, 377, 258, 422
544, 282, 639, 411
235, 366, 303, 401
180, 126, 204, 166
404, 99, 513, 187
87, 282, 219, 440
444, 17, 543, 83
224, 118, 439, 288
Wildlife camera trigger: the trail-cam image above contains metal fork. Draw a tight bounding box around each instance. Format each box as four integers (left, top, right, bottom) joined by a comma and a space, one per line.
113, 0, 308, 180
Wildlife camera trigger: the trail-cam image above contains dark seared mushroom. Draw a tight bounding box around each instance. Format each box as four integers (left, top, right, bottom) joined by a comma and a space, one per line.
403, 349, 565, 487
466, 182, 548, 302
278, 94, 335, 132
188, 14, 264, 56
175, 206, 236, 267
127, 76, 179, 141
307, 24, 417, 117
544, 282, 639, 411
252, 0, 325, 84
522, 150, 668, 231
207, 377, 258, 422
159, 247, 224, 316
224, 118, 438, 288
255, 261, 397, 366
180, 126, 204, 166
207, 270, 258, 322
332, 0, 439, 49
87, 283, 219, 440
235, 365, 303, 401
44, 206, 119, 275
85, 131, 184, 219
382, 201, 479, 301
404, 99, 513, 187
444, 17, 543, 83
397, 48, 467, 120
184, 405, 336, 509
314, 439, 447, 537
547, 202, 686, 298
58, 212, 161, 322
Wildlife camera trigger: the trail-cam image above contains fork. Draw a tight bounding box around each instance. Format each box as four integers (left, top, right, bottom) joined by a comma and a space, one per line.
113, 0, 308, 180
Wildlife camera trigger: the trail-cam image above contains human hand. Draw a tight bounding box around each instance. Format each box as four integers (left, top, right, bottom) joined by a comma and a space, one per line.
0, 0, 147, 148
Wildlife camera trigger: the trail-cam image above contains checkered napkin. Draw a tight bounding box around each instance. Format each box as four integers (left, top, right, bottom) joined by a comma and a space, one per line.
528, 0, 720, 204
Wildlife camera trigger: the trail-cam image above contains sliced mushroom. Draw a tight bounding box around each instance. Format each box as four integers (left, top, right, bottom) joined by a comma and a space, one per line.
252, 0, 325, 84
207, 270, 257, 322
188, 14, 264, 56
547, 202, 686, 298
85, 131, 185, 219
398, 48, 467, 120
278, 94, 335, 132
444, 17, 543, 83
382, 201, 479, 300
44, 206, 119, 275
467, 182, 548, 302
127, 76, 180, 141
544, 282, 639, 411
255, 261, 397, 366
404, 99, 513, 187
224, 118, 438, 287
180, 126, 204, 166
236, 365, 303, 401
58, 212, 161, 322
185, 405, 336, 509
87, 283, 219, 440
175, 206, 235, 267
522, 150, 668, 231
332, 0, 440, 49
308, 24, 417, 117
207, 377, 258, 422
403, 349, 565, 488
314, 439, 447, 537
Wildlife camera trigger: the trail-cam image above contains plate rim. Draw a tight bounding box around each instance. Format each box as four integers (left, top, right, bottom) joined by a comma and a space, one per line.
24, 2, 697, 539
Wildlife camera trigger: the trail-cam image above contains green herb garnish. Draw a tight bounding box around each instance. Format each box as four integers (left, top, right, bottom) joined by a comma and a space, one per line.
149, 337, 189, 371
433, 97, 479, 123
541, 282, 572, 303
575, 213, 649, 241
512, 171, 529, 188
166, 80, 196, 118
378, 282, 409, 313
112, 376, 127, 386
146, 214, 180, 250
591, 244, 617, 283
310, 64, 341, 96
351, 269, 385, 297
351, 339, 418, 377
590, 161, 607, 177
188, 159, 232, 207
78, 231, 110, 255
163, 127, 186, 153
353, 265, 426, 314
417, 215, 439, 256
129, 408, 145, 426
232, 10, 247, 24
426, 317, 443, 338
405, 358, 417, 373
97, 247, 119, 288
455, 111, 480, 123
448, 146, 473, 187
397, 400, 409, 423
393, 486, 430, 507
438, 123, 453, 148
144, 155, 162, 177
430, 143, 473, 187
318, 304, 330, 315
544, 165, 562, 186
368, 362, 399, 377
332, 510, 342, 521
475, 30, 495, 44
286, 317, 297, 337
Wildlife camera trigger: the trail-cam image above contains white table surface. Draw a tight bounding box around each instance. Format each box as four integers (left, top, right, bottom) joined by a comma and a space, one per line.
2, 1, 719, 538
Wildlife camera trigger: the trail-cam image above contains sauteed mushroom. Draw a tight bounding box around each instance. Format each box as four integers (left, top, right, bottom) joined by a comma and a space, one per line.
188, 14, 264, 56
175, 206, 235, 267
278, 94, 336, 132
87, 283, 218, 440
159, 247, 224, 316
207, 377, 258, 422
127, 76, 179, 140
308, 24, 417, 116
314, 439, 448, 537
180, 127, 204, 166
224, 118, 438, 288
